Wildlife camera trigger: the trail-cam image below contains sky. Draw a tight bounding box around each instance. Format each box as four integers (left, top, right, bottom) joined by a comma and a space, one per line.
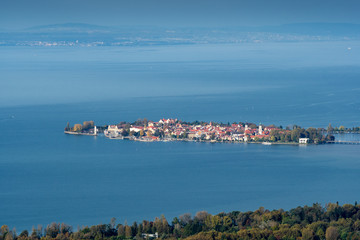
1, 0, 360, 29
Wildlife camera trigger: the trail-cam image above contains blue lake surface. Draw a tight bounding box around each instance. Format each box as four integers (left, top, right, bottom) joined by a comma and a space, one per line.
1, 42, 360, 230
1, 102, 360, 231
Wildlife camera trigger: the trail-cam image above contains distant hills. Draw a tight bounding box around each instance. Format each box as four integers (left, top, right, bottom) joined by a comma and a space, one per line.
1, 22, 359, 47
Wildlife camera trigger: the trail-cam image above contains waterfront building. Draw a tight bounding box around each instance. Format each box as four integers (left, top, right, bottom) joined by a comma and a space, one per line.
299, 138, 310, 144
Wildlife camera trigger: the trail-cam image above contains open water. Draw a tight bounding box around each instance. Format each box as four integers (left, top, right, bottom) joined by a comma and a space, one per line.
1, 42, 360, 230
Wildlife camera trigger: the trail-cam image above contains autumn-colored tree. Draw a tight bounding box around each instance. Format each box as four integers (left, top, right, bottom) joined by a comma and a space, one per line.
83, 121, 94, 130
325, 226, 339, 240
125, 225, 132, 238
179, 213, 192, 226
45, 223, 60, 238
302, 227, 315, 240
0, 225, 9, 237
73, 124, 82, 132
4, 231, 14, 240
117, 224, 125, 237
195, 211, 209, 224
160, 215, 170, 234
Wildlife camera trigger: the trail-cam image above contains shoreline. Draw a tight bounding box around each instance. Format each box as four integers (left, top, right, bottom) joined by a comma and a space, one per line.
101, 134, 315, 145
64, 131, 96, 136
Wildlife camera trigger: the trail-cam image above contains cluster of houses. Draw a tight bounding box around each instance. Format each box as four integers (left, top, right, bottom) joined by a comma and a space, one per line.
104, 118, 288, 143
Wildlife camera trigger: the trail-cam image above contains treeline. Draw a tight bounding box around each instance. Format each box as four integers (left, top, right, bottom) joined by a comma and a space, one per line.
64, 121, 94, 132
2, 202, 360, 240
269, 127, 334, 144
327, 124, 360, 133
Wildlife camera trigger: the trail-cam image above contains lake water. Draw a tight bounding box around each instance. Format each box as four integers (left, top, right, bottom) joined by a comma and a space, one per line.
1, 42, 360, 230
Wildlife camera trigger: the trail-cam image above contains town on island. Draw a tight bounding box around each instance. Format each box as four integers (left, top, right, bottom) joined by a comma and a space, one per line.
64, 118, 339, 144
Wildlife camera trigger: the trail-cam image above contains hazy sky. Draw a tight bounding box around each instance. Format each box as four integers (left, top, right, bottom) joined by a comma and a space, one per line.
1, 0, 360, 29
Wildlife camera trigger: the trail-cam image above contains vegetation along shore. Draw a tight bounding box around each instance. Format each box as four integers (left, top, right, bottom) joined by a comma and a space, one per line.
2, 202, 360, 240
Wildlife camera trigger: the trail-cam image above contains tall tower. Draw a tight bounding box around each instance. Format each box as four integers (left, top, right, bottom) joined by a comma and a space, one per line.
259, 125, 263, 135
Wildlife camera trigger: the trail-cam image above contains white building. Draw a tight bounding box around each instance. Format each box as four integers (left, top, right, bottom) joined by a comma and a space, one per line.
142, 232, 158, 239
299, 138, 310, 144
105, 125, 121, 137
130, 127, 143, 133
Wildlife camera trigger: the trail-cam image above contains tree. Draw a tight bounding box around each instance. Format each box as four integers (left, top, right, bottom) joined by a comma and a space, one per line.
19, 230, 28, 238
204, 215, 213, 230
140, 130, 144, 136
73, 124, 82, 132
45, 223, 60, 238
327, 123, 334, 133
325, 226, 339, 240
161, 215, 170, 234
122, 129, 129, 136
125, 225, 132, 238
83, 121, 94, 130
117, 224, 125, 237
4, 232, 13, 240
1, 225, 9, 238
222, 216, 233, 229
110, 218, 116, 229
31, 225, 43, 239
60, 223, 72, 234
212, 215, 222, 231
302, 227, 315, 240
131, 222, 138, 237
179, 213, 192, 226
195, 211, 209, 224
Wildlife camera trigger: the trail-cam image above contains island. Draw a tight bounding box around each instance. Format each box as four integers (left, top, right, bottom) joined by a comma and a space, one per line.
65, 118, 337, 144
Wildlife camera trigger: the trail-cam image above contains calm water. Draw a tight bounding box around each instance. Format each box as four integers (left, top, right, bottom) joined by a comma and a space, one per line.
1, 42, 360, 230
1, 102, 360, 231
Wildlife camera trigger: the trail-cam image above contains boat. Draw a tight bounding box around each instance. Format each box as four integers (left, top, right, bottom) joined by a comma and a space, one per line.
262, 142, 272, 145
